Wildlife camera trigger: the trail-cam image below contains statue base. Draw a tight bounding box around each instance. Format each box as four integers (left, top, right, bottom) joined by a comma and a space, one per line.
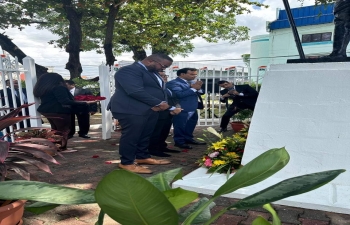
287, 57, 350, 63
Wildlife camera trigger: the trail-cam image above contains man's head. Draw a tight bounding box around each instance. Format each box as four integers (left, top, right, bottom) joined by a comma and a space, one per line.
5, 79, 19, 89
141, 53, 173, 73
218, 80, 234, 89
176, 68, 198, 81
65, 80, 75, 90
158, 71, 169, 82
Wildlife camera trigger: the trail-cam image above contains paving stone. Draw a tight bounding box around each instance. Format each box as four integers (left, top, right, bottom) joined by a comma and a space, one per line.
300, 209, 330, 221
299, 218, 330, 225
22, 218, 45, 225
215, 196, 232, 206
239, 210, 270, 225
276, 207, 302, 224
326, 212, 350, 225
214, 214, 245, 225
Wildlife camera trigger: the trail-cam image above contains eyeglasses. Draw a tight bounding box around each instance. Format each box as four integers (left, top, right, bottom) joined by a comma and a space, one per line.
154, 60, 169, 69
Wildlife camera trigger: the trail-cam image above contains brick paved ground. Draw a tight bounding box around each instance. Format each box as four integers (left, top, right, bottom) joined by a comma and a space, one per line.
22, 127, 350, 225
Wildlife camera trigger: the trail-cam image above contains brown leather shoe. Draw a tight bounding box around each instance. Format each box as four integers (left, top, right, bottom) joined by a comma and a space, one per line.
135, 158, 171, 165
118, 163, 153, 174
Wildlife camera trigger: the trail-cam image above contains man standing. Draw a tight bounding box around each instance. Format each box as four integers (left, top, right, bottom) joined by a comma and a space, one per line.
108, 53, 173, 174
66, 80, 97, 139
148, 71, 182, 157
166, 68, 206, 149
218, 80, 258, 132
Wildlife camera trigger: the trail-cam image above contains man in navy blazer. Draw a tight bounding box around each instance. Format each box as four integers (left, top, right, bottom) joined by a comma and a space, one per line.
218, 80, 258, 132
108, 53, 173, 174
166, 68, 206, 149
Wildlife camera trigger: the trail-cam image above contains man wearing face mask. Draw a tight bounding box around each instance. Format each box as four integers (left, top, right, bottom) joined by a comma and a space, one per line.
218, 80, 258, 133
108, 53, 173, 174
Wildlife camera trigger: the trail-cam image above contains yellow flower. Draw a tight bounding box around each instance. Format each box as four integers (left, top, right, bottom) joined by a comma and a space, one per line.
212, 140, 227, 150
213, 160, 226, 166
226, 152, 239, 158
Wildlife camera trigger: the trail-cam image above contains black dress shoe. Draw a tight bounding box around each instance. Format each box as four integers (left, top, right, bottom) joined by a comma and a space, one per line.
218, 128, 227, 133
185, 140, 206, 145
174, 144, 193, 149
162, 148, 181, 153
149, 151, 171, 157
79, 134, 91, 139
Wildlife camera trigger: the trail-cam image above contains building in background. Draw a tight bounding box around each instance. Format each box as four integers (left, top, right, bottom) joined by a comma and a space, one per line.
250, 3, 338, 78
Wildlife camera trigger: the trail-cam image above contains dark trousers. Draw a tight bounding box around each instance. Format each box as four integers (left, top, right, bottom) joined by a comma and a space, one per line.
113, 111, 159, 165
172, 111, 198, 145
148, 113, 173, 153
41, 113, 71, 150
220, 102, 254, 129
69, 112, 90, 136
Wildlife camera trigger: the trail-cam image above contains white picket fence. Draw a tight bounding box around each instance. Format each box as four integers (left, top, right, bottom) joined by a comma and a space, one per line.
99, 64, 264, 140
0, 55, 41, 139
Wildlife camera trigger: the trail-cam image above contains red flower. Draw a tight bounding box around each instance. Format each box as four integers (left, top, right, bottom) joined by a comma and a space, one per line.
74, 95, 106, 101
92, 155, 99, 158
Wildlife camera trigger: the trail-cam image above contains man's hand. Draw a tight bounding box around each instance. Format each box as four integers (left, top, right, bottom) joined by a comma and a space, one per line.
191, 80, 203, 90
228, 90, 240, 95
222, 93, 230, 98
170, 107, 182, 115
151, 106, 161, 111
158, 102, 170, 110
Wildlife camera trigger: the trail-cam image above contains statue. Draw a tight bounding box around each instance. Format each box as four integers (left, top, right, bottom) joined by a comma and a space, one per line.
325, 0, 350, 58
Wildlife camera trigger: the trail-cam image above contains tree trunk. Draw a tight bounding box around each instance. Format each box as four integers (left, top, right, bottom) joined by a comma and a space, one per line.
103, 1, 122, 67
62, 0, 83, 79
0, 33, 48, 77
120, 39, 147, 61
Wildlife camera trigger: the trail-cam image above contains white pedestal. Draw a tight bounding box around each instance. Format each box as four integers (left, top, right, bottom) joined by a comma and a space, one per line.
173, 63, 350, 214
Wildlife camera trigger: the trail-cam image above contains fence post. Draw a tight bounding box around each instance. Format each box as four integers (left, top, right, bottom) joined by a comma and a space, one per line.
99, 64, 112, 140
23, 56, 42, 127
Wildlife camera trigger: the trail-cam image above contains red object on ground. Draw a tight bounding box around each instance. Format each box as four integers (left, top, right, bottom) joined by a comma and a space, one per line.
182, 149, 189, 152
105, 161, 112, 164
92, 155, 99, 158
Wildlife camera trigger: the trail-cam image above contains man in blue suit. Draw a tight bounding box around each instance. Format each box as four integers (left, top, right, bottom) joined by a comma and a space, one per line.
108, 53, 173, 174
166, 68, 206, 149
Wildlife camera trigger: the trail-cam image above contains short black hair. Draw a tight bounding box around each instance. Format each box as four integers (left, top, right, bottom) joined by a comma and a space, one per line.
176, 68, 197, 76
65, 80, 75, 85
148, 53, 173, 62
218, 80, 229, 85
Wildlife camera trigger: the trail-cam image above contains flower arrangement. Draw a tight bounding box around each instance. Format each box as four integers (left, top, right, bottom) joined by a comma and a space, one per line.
74, 95, 106, 101
198, 127, 248, 174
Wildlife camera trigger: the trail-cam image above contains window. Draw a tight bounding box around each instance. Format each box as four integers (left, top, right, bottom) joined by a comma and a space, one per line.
302, 32, 332, 43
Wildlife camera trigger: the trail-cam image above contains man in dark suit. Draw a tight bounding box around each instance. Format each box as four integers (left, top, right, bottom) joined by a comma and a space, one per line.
148, 71, 182, 157
0, 79, 30, 128
166, 68, 206, 149
66, 80, 97, 139
218, 80, 259, 132
108, 53, 173, 174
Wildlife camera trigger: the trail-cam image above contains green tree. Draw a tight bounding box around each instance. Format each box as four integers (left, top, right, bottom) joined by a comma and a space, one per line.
241, 53, 250, 67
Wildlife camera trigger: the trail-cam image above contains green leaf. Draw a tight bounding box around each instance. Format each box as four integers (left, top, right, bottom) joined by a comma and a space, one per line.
25, 202, 60, 214
214, 147, 290, 197
0, 180, 95, 204
95, 169, 178, 225
252, 216, 271, 225
231, 169, 345, 209
179, 198, 215, 224
163, 187, 198, 210
147, 168, 183, 191
263, 204, 281, 225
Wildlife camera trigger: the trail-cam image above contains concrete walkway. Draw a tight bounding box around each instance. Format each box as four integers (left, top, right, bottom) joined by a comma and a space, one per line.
22, 128, 350, 225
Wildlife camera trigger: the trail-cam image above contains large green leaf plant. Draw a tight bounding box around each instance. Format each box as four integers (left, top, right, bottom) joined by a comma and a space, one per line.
0, 147, 345, 225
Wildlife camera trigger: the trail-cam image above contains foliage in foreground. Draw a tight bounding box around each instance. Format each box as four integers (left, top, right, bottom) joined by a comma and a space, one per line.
0, 147, 345, 225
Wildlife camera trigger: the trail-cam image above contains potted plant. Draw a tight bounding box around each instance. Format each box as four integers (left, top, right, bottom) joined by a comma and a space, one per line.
0, 104, 61, 225
230, 109, 253, 132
